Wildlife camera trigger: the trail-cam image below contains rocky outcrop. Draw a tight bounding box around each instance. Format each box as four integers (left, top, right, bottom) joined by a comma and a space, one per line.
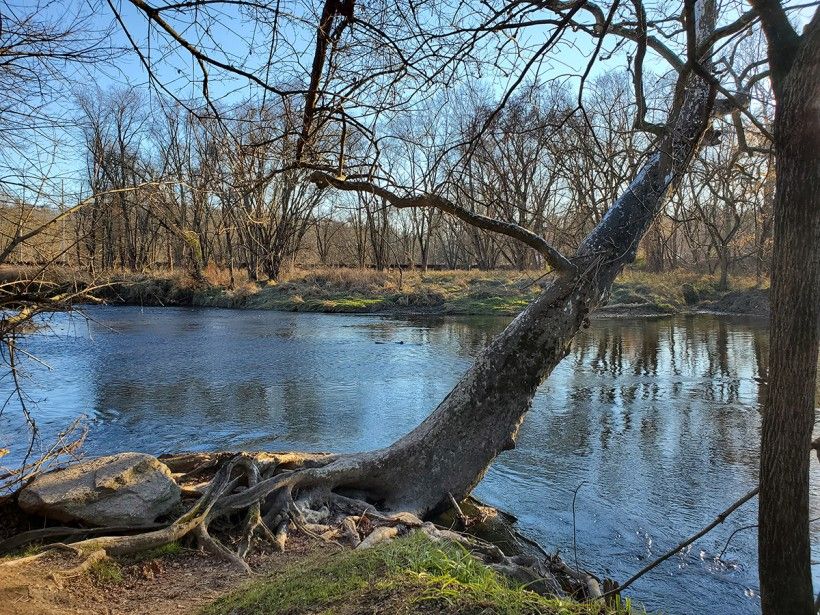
18, 452, 181, 526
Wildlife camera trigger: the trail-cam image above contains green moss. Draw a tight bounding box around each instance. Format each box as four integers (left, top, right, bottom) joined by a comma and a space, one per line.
202, 533, 637, 615
319, 297, 385, 312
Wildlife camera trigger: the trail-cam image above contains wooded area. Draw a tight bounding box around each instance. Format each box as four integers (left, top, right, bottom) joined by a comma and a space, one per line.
0, 0, 817, 613
3, 77, 774, 287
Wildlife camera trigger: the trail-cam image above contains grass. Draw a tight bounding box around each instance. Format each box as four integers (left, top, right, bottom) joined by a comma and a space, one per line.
127, 540, 184, 563
202, 532, 637, 615
2, 263, 769, 317
89, 559, 124, 584
608, 270, 768, 314
0, 543, 43, 560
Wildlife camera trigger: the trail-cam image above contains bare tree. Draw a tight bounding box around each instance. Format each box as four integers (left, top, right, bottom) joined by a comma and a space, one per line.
73, 0, 752, 562
9, 2, 812, 608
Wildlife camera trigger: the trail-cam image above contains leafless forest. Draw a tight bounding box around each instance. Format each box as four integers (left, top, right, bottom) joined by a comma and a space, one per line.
5, 79, 774, 289
0, 0, 816, 613
1, 5, 775, 289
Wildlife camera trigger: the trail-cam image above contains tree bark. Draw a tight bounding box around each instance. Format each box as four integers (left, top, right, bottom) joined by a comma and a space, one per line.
756, 9, 820, 614
718, 246, 729, 290
644, 218, 665, 272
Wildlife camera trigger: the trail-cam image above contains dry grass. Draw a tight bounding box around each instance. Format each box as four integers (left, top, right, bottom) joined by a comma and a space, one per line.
0, 264, 770, 316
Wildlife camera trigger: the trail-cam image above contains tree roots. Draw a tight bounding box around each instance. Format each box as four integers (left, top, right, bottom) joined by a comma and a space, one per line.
3, 451, 607, 603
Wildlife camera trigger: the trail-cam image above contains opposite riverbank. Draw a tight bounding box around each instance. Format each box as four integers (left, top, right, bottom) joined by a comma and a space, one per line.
99, 267, 769, 318
2, 265, 770, 318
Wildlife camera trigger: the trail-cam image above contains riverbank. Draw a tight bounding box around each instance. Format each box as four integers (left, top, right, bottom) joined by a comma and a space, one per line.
93, 267, 769, 318
0, 532, 635, 615
0, 265, 769, 318
0, 450, 636, 615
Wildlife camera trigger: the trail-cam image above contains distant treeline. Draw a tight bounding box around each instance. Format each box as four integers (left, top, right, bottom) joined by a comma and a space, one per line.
1, 78, 773, 289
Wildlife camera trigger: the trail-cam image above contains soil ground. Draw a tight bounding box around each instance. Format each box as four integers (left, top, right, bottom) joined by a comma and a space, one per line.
0, 535, 318, 615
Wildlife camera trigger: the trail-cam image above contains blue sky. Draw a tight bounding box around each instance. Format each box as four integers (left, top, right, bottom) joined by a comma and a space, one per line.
5, 0, 813, 204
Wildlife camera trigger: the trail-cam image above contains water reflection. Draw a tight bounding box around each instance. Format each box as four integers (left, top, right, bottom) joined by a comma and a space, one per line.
0, 307, 815, 615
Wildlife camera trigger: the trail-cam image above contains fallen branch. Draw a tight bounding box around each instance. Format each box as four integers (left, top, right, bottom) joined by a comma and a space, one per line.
602, 486, 759, 599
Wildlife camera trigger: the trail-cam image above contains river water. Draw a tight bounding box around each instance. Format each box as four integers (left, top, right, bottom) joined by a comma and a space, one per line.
2, 306, 819, 614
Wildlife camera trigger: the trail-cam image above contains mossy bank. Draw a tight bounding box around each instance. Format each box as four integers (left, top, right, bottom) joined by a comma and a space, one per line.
0, 265, 770, 318
203, 532, 637, 615
87, 267, 768, 318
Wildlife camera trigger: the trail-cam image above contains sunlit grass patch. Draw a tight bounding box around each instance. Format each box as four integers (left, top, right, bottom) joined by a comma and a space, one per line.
319, 297, 386, 312
127, 540, 184, 563
202, 532, 637, 615
447, 294, 535, 316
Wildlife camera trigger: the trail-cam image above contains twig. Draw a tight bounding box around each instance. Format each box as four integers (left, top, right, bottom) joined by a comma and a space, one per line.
717, 523, 757, 561
572, 481, 586, 572
602, 486, 759, 598
448, 491, 470, 528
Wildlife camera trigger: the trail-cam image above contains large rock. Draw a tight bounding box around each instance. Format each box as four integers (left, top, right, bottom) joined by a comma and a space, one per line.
18, 452, 181, 526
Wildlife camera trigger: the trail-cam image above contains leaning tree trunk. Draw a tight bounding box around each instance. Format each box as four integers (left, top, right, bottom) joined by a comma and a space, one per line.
757, 9, 820, 614
292, 19, 718, 516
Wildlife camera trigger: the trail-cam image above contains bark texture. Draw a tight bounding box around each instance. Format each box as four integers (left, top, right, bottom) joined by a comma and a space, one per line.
757, 9, 820, 614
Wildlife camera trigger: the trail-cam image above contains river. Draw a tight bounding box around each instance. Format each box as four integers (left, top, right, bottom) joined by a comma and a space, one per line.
2, 306, 819, 614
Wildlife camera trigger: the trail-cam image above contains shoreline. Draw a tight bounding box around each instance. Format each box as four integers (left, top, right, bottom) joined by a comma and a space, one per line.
85, 268, 770, 320
86, 299, 770, 321
1, 451, 634, 615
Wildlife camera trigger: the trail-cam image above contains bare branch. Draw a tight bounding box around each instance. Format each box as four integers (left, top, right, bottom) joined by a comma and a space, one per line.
309, 171, 576, 272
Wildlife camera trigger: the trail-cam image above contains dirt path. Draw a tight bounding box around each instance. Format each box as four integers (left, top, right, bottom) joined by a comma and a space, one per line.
0, 537, 316, 615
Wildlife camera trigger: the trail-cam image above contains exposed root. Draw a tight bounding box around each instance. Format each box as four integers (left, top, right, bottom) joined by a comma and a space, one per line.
273, 521, 289, 552
0, 542, 81, 567
194, 523, 251, 573
340, 516, 361, 547
356, 525, 399, 549
49, 548, 107, 584
4, 450, 606, 603
0, 524, 162, 556
235, 455, 275, 559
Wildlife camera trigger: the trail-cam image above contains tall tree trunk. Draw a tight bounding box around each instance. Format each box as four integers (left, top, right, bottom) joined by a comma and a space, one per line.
718, 247, 729, 290
756, 8, 820, 614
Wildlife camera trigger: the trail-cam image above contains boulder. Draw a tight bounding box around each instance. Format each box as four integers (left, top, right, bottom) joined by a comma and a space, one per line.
18, 452, 181, 526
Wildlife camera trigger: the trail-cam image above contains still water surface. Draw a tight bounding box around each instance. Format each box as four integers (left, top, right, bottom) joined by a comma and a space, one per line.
3, 306, 820, 614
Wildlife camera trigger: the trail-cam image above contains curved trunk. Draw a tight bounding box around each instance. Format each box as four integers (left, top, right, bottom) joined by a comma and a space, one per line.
302, 53, 717, 516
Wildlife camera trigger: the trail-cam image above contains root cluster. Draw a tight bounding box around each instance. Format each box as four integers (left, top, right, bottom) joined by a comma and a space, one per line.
1, 451, 609, 603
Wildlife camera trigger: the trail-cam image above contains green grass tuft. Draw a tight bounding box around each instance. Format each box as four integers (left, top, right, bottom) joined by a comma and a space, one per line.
202, 532, 637, 615
129, 540, 184, 563
89, 559, 124, 584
